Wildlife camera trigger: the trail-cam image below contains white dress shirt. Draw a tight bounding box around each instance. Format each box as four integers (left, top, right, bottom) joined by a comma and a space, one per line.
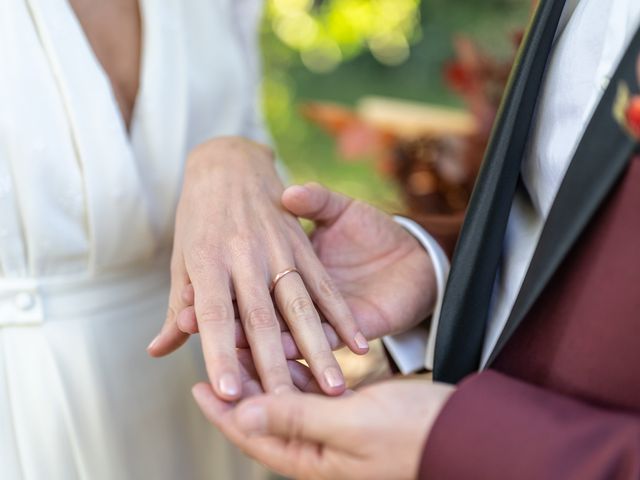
386, 0, 640, 374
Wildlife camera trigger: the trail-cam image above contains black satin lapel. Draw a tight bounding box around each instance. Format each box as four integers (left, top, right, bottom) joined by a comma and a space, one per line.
432, 0, 568, 384
486, 27, 640, 367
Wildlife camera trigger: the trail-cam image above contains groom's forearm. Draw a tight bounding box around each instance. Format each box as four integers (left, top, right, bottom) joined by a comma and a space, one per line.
420, 370, 640, 479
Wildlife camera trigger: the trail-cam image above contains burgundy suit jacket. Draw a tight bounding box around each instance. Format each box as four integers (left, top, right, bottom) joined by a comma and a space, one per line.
417, 2, 640, 478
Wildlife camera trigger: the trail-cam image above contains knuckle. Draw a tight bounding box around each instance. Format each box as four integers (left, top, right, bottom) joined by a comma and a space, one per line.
209, 351, 236, 370
198, 302, 233, 325
245, 306, 277, 331
317, 277, 339, 300
307, 349, 334, 364
286, 296, 316, 321
267, 363, 291, 380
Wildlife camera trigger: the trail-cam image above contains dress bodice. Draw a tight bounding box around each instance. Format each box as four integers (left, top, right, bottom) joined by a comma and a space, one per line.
0, 0, 268, 278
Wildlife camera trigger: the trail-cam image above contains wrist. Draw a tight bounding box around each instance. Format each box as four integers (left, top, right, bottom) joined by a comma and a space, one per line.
187, 136, 275, 175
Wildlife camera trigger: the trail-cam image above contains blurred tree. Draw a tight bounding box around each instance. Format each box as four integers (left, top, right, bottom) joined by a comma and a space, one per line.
266, 0, 422, 72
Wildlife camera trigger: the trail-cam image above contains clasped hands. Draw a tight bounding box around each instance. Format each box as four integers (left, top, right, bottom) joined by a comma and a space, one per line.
147, 137, 455, 479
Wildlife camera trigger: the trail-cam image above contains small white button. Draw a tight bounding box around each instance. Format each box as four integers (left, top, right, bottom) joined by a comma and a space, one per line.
600, 75, 611, 92
14, 292, 36, 311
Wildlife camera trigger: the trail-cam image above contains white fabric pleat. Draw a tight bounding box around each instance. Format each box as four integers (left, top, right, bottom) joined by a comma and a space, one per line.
25, 0, 157, 272
130, 0, 189, 249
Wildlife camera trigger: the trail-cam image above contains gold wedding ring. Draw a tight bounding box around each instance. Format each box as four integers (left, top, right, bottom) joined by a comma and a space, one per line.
270, 267, 301, 294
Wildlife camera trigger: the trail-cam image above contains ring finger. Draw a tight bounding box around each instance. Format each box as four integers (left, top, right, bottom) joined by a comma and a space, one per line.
272, 268, 346, 395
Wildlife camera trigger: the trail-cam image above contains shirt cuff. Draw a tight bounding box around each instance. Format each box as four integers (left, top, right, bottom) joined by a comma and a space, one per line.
382, 216, 451, 373
383, 325, 431, 375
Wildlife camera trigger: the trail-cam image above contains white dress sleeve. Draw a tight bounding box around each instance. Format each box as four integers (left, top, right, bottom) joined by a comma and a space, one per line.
382, 216, 451, 374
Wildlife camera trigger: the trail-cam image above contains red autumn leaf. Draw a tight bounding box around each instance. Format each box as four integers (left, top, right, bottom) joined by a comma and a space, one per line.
300, 102, 359, 135
444, 62, 475, 93
337, 123, 389, 160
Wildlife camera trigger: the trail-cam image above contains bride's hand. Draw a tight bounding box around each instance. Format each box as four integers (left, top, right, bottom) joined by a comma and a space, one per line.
147, 137, 368, 401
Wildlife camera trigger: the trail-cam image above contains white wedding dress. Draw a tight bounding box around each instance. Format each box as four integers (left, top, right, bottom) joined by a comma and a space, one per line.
0, 0, 270, 479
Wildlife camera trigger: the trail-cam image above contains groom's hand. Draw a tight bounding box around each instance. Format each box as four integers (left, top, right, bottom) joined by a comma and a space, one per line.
193, 378, 455, 480
178, 182, 438, 370
280, 182, 438, 342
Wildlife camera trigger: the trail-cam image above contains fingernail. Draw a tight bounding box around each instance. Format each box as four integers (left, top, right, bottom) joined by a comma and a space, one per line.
147, 335, 160, 351
354, 332, 369, 351
219, 373, 240, 398
236, 404, 267, 435
323, 367, 345, 389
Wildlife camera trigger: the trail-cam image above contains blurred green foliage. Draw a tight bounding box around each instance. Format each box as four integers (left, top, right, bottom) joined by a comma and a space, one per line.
267, 0, 421, 72
261, 0, 531, 209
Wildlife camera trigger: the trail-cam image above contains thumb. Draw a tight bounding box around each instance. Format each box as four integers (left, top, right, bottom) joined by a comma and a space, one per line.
233, 392, 352, 446
282, 182, 353, 226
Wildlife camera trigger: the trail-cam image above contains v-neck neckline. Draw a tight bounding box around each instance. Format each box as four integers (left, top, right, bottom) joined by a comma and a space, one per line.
65, 0, 147, 140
